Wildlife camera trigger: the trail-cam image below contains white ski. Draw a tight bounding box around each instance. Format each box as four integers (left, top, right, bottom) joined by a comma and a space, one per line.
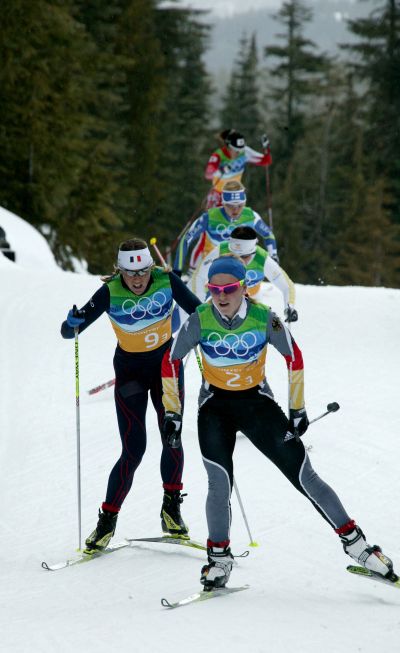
347, 565, 400, 589
41, 540, 130, 571
41, 536, 206, 571
161, 585, 249, 609
127, 536, 206, 551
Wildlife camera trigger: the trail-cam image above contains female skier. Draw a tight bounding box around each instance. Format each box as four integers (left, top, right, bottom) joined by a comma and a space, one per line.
61, 237, 200, 553
201, 225, 297, 322
174, 180, 278, 299
161, 255, 396, 590
204, 129, 271, 209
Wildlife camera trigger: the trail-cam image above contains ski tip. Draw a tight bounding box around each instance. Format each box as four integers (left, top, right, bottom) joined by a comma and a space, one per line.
41, 561, 51, 571
161, 597, 173, 608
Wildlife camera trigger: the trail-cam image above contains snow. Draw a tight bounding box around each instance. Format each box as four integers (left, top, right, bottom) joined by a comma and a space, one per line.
0, 206, 59, 270
1, 216, 400, 652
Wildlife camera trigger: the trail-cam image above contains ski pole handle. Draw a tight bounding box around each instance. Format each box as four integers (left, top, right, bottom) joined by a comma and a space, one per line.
150, 237, 169, 269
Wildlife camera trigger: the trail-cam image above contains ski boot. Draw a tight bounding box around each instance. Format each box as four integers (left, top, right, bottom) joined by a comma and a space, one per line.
200, 545, 234, 591
340, 524, 393, 578
160, 490, 189, 538
84, 508, 118, 554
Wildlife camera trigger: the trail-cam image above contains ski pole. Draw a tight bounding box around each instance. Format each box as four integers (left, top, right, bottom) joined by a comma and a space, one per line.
262, 136, 273, 230
309, 402, 340, 426
74, 327, 82, 551
167, 192, 208, 257
150, 237, 169, 269
233, 478, 259, 547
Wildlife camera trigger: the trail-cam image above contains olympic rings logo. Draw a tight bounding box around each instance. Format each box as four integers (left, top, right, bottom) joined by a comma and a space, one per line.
206, 331, 257, 358
121, 291, 169, 320
215, 223, 236, 238
245, 269, 260, 285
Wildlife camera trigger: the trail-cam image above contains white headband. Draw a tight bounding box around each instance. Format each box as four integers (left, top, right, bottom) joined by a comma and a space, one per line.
117, 247, 154, 271
229, 237, 258, 256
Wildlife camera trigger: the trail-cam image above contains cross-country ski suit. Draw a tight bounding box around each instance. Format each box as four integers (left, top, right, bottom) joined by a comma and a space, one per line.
204, 144, 272, 209
174, 206, 277, 299
61, 269, 200, 513
161, 298, 351, 546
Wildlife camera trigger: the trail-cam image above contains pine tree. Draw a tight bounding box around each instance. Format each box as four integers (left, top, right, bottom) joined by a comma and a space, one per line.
219, 34, 267, 209
220, 34, 262, 142
264, 0, 330, 163
153, 5, 213, 249
341, 0, 400, 222
0, 0, 125, 271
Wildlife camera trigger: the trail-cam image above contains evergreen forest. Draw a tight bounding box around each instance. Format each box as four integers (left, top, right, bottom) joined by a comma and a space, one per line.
1, 0, 399, 287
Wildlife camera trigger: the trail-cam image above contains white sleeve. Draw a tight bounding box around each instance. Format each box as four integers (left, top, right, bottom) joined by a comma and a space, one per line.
263, 257, 296, 308
244, 145, 265, 163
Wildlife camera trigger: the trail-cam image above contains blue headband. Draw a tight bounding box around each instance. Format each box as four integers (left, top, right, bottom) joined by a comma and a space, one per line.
208, 256, 246, 281
222, 189, 246, 205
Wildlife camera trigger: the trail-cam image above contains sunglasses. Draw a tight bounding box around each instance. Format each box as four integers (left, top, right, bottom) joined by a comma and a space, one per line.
119, 265, 152, 277
207, 279, 245, 295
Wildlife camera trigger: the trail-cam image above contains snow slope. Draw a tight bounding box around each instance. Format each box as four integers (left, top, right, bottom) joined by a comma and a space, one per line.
0, 206, 58, 270
1, 245, 399, 652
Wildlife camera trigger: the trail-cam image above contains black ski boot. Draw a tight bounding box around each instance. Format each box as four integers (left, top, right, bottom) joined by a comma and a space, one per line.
84, 508, 118, 554
160, 490, 189, 538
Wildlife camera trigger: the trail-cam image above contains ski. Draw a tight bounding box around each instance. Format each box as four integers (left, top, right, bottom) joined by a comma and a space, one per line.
161, 584, 249, 609
41, 536, 206, 571
347, 565, 400, 589
127, 536, 206, 551
41, 540, 130, 571
87, 378, 115, 395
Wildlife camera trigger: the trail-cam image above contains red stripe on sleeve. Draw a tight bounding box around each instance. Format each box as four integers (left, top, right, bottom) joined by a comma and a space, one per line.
205, 153, 221, 180
284, 338, 303, 371
161, 348, 180, 380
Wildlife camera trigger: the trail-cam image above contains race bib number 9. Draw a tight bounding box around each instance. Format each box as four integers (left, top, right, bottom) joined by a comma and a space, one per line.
111, 319, 171, 353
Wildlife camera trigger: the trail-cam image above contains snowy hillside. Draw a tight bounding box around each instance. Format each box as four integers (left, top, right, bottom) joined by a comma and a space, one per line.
1, 235, 399, 651
0, 206, 58, 270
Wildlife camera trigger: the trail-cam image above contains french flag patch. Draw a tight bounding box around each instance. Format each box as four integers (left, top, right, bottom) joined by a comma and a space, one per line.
130, 255, 141, 263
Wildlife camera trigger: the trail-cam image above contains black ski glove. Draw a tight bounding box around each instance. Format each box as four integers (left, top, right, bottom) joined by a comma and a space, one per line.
284, 306, 298, 323
172, 269, 182, 278
289, 408, 309, 438
162, 412, 182, 448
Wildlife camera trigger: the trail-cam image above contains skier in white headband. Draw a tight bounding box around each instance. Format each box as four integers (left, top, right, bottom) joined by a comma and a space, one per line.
202, 225, 298, 322
61, 237, 201, 553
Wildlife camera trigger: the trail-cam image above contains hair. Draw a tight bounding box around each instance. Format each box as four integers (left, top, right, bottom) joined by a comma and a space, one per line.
119, 237, 148, 251
217, 129, 233, 146
230, 226, 257, 240
100, 236, 151, 282
221, 180, 246, 193
217, 129, 246, 147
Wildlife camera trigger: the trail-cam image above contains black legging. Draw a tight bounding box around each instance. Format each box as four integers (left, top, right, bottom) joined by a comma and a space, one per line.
103, 347, 184, 512
198, 387, 350, 544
